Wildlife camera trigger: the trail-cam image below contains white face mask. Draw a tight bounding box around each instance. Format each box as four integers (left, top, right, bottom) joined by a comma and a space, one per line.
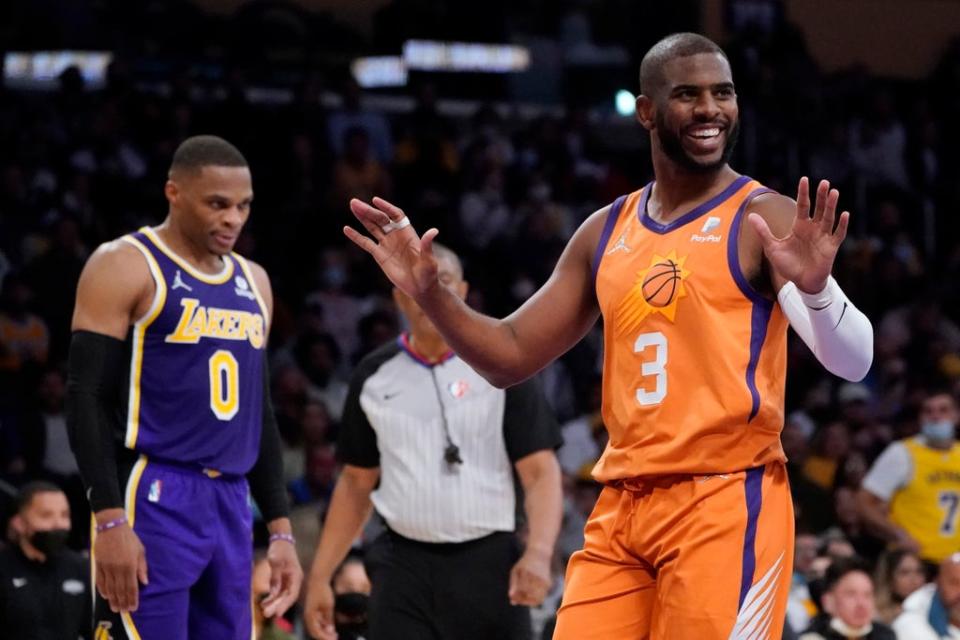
922, 420, 956, 443
830, 617, 873, 637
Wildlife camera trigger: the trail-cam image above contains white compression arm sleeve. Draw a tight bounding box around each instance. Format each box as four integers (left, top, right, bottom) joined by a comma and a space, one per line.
777, 276, 874, 381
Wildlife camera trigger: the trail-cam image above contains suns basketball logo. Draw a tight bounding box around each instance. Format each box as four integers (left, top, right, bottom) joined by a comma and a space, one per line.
616, 249, 690, 335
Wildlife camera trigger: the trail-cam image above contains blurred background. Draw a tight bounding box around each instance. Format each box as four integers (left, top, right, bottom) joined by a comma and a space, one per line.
1, 0, 960, 637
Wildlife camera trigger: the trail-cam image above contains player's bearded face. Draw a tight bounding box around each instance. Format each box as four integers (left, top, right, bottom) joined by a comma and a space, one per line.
656, 106, 739, 174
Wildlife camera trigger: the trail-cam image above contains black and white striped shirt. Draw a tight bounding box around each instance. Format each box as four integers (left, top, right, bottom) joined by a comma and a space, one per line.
338, 335, 561, 543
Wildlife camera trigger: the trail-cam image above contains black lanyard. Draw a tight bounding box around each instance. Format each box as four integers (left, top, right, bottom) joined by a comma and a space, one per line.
429, 367, 463, 465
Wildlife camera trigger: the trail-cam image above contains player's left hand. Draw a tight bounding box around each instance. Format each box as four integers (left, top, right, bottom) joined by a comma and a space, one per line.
748, 177, 850, 294
261, 538, 304, 619
508, 548, 552, 606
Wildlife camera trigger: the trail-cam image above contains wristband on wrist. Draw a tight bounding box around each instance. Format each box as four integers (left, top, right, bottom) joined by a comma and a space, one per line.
269, 532, 296, 545
95, 515, 128, 533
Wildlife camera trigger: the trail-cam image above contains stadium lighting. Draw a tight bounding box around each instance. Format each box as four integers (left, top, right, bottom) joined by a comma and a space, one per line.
403, 40, 531, 73
615, 89, 636, 116
351, 56, 408, 88
3, 51, 113, 89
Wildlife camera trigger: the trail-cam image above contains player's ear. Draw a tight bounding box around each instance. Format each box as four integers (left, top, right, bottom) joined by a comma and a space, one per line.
635, 95, 655, 131
164, 179, 180, 205
455, 280, 468, 300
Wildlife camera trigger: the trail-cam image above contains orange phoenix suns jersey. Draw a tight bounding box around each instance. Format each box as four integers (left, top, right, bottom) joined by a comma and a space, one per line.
592, 175, 788, 482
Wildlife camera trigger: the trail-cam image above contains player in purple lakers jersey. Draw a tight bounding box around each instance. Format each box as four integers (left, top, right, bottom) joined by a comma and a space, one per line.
66, 136, 302, 639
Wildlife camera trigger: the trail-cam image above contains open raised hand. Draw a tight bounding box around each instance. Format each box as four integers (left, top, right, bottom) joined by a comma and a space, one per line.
747, 177, 850, 294
345, 197, 440, 299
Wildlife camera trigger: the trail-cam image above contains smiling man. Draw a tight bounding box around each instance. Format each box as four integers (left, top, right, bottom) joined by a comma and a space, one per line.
344, 33, 874, 639
66, 135, 301, 639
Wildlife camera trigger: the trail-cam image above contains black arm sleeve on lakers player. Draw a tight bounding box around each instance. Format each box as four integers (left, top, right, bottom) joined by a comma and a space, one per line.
65, 330, 125, 512
247, 360, 291, 523
502, 376, 563, 462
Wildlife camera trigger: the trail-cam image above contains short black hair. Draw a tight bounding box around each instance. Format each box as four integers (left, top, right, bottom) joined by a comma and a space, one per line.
432, 242, 463, 280
169, 135, 248, 174
639, 32, 728, 98
17, 481, 64, 514
823, 556, 872, 592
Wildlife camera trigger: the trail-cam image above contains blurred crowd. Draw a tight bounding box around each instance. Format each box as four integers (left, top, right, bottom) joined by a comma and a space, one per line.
3, 1, 960, 638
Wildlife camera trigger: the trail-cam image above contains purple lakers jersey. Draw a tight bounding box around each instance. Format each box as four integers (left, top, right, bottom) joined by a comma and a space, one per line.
121, 227, 267, 475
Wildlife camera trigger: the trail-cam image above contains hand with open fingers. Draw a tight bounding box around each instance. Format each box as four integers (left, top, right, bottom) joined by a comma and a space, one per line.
508, 549, 552, 607
304, 579, 339, 640
345, 197, 440, 300
260, 538, 304, 620
747, 177, 850, 294
94, 524, 148, 613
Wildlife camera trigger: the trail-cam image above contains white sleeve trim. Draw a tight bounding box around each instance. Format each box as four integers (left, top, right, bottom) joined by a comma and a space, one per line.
862, 441, 912, 501
777, 276, 874, 381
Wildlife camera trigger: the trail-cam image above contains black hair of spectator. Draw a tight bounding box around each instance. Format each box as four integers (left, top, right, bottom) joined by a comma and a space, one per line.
332, 549, 365, 585
823, 556, 872, 592
922, 387, 958, 402
295, 331, 343, 371
169, 135, 248, 175
639, 33, 728, 99
16, 480, 64, 514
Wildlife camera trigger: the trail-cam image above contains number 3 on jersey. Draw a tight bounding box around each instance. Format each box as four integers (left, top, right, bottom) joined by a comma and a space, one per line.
635, 332, 667, 405
209, 350, 239, 420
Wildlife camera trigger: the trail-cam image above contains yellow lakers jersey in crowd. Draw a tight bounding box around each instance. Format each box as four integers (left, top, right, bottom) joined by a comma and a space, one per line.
890, 438, 960, 562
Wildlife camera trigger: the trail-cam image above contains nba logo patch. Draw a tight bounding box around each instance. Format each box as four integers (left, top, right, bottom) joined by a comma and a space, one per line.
702, 216, 721, 233
448, 380, 470, 399
148, 479, 162, 503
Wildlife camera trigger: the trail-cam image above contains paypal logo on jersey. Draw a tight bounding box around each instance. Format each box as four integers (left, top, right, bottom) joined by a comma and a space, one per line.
690, 216, 723, 243
165, 298, 265, 349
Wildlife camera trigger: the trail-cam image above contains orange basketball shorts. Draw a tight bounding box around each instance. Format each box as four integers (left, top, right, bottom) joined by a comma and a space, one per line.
554, 463, 794, 640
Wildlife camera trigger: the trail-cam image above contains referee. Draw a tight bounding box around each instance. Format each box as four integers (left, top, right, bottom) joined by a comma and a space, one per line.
304, 244, 563, 640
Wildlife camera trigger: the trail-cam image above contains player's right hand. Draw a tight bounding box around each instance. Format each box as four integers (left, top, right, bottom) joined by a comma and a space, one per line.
345, 197, 440, 301
94, 519, 148, 613
304, 579, 338, 640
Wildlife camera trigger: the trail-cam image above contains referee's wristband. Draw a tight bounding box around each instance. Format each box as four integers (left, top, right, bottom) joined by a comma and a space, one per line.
95, 515, 128, 533
269, 532, 296, 545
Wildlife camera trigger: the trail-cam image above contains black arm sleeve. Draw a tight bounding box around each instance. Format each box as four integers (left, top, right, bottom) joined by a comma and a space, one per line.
247, 360, 291, 523
503, 376, 563, 462
65, 330, 125, 512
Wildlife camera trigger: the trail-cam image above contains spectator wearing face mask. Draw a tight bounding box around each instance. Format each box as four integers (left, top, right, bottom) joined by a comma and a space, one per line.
331, 553, 371, 640
858, 391, 960, 566
0, 481, 90, 639
800, 557, 896, 640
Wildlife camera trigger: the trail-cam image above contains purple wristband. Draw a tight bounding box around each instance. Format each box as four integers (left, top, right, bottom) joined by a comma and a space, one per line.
95, 515, 128, 533
269, 532, 296, 545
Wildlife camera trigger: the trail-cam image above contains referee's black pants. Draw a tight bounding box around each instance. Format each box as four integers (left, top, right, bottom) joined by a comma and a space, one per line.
365, 529, 533, 640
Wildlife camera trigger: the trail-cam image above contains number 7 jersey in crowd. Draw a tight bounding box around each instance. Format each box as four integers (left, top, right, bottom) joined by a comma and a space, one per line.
119, 227, 267, 475
592, 175, 789, 482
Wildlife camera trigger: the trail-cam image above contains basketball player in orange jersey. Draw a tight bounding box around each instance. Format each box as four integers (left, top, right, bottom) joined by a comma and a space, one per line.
342, 33, 873, 640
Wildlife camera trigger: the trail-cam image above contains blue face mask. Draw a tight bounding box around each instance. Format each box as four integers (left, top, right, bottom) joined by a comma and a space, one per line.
922, 420, 955, 443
